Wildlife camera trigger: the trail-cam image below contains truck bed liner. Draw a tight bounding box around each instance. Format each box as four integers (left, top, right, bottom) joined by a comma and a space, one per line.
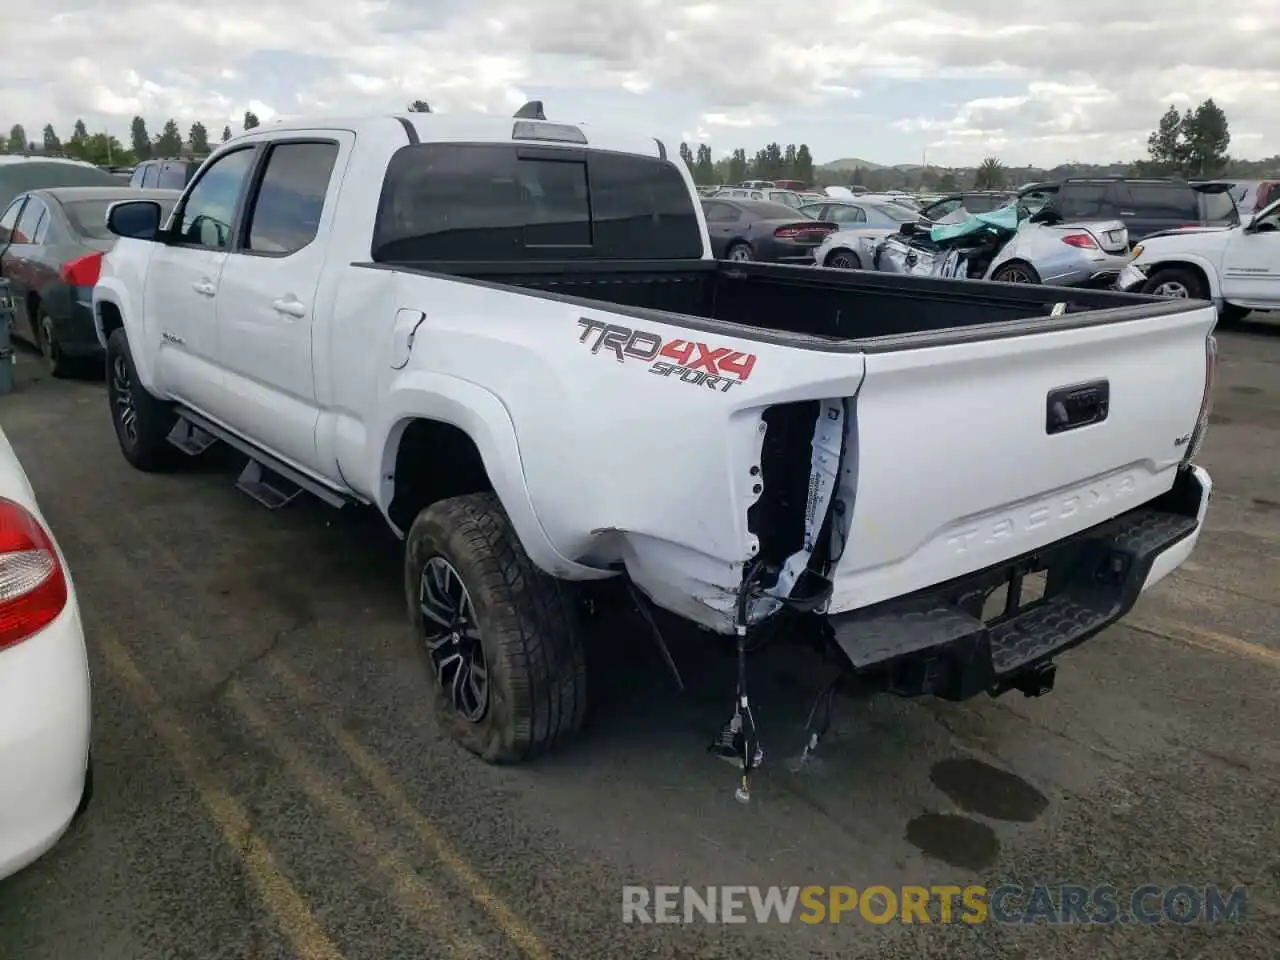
368, 258, 1189, 346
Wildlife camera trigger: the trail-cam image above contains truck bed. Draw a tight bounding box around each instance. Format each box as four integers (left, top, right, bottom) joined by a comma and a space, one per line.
379, 258, 1185, 345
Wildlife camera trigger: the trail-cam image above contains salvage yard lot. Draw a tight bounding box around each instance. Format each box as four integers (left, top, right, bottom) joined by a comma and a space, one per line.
0, 324, 1278, 960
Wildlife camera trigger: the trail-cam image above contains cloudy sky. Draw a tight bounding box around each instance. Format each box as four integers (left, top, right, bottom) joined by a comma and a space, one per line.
3, 0, 1277, 167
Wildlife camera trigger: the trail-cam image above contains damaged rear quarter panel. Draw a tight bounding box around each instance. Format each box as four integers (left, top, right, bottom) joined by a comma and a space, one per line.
408, 282, 868, 631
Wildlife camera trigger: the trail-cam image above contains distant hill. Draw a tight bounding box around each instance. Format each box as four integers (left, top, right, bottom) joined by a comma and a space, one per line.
820, 157, 886, 172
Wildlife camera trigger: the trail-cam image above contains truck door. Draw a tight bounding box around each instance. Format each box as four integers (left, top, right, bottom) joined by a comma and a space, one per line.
212, 134, 350, 473
1220, 201, 1280, 308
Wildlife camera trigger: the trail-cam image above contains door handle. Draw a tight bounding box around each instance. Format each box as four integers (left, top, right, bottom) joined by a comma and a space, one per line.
191, 280, 216, 297
271, 296, 307, 319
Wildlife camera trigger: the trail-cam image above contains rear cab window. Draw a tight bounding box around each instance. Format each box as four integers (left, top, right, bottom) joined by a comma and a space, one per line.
372, 143, 703, 261
1197, 188, 1238, 224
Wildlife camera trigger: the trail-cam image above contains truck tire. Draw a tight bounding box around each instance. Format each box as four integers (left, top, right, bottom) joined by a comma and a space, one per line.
405, 492, 588, 763
106, 327, 180, 472
1142, 267, 1206, 300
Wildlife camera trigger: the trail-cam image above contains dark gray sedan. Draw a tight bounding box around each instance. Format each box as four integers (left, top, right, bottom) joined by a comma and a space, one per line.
0, 186, 180, 376
701, 198, 837, 263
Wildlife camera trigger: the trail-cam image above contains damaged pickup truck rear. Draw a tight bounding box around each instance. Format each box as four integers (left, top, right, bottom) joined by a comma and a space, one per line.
93, 107, 1217, 793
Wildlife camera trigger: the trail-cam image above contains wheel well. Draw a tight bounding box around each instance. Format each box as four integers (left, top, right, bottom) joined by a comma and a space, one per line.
1147, 260, 1210, 294
825, 247, 857, 264
387, 419, 492, 532
97, 301, 123, 343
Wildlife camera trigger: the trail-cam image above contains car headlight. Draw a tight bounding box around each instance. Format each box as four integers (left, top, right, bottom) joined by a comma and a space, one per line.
1129, 244, 1143, 261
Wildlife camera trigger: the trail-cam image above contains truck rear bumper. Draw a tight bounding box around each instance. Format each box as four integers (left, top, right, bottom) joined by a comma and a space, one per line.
827, 464, 1210, 700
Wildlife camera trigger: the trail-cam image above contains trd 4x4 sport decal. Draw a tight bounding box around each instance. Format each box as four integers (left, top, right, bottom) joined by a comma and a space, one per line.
576, 317, 757, 393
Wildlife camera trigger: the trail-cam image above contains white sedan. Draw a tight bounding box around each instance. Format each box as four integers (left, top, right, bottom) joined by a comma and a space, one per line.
0, 424, 92, 880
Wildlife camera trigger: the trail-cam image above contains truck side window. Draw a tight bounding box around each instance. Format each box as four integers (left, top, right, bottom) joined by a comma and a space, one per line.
245, 142, 339, 255
174, 148, 256, 250
130, 165, 148, 188
141, 165, 160, 188
12, 198, 46, 245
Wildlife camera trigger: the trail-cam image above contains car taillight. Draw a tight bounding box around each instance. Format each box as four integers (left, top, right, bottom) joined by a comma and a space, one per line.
1183, 334, 1218, 464
775, 223, 836, 239
0, 497, 68, 651
60, 251, 104, 287
1061, 233, 1098, 249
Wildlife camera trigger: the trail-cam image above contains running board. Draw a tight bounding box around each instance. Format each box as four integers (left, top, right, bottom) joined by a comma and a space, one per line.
236, 460, 301, 510
166, 419, 217, 456
173, 408, 356, 510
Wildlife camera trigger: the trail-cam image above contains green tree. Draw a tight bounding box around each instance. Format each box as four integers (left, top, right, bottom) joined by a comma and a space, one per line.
7, 124, 26, 153
154, 119, 183, 156
764, 142, 783, 177
1183, 98, 1230, 178
694, 143, 715, 185
221, 125, 232, 142
937, 171, 958, 191
1144, 105, 1187, 174
243, 110, 260, 130
679, 141, 695, 170
783, 143, 797, 178
794, 144, 814, 185
188, 121, 210, 155
42, 125, 61, 154
130, 116, 151, 160
407, 100, 431, 113
727, 148, 747, 184
65, 119, 90, 160
974, 156, 1006, 189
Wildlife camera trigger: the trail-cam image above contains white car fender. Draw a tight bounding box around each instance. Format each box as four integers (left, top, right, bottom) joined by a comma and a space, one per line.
93, 240, 160, 391
1132, 246, 1225, 299
373, 371, 615, 581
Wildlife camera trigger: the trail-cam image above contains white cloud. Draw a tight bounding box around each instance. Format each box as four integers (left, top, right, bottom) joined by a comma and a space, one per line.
0, 0, 1276, 165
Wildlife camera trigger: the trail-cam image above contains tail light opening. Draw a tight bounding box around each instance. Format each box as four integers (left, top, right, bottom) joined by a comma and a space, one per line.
1184, 334, 1218, 464
0, 497, 69, 651
1061, 233, 1098, 249
60, 251, 104, 287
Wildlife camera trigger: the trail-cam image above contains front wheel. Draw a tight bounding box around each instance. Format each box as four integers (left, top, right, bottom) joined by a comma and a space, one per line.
1142, 267, 1206, 300
106, 328, 180, 472
825, 249, 861, 270
405, 492, 588, 763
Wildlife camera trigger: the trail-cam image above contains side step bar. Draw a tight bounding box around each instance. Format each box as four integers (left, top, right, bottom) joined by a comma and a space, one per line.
169, 408, 357, 511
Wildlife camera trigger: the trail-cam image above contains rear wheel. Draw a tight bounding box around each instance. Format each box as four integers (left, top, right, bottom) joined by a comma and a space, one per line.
825, 249, 861, 269
726, 242, 753, 262
1142, 267, 1206, 300
106, 327, 180, 472
38, 312, 78, 379
990, 261, 1041, 284
405, 492, 588, 763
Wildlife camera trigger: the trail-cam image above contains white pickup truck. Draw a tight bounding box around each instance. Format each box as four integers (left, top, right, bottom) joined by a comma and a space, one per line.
93, 105, 1216, 781
1117, 196, 1280, 321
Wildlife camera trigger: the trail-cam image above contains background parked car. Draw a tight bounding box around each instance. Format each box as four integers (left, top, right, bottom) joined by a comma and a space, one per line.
918, 191, 1015, 223
1015, 177, 1238, 243
701, 197, 837, 262
710, 186, 803, 208
799, 198, 921, 229
1221, 179, 1280, 221
0, 187, 180, 376
128, 158, 203, 190
0, 157, 121, 215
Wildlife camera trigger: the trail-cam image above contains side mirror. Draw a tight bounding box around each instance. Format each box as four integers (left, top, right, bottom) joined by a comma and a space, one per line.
106, 200, 163, 241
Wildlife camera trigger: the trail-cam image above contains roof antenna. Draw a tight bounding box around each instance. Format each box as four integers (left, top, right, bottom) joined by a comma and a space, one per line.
513, 101, 546, 120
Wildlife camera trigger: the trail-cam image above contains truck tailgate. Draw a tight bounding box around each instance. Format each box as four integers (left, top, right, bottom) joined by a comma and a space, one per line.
826, 303, 1216, 614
